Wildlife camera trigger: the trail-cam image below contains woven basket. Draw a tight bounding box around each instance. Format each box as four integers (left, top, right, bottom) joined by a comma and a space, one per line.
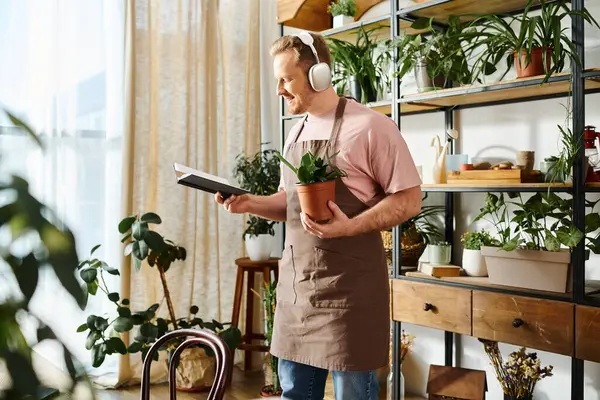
380, 230, 426, 268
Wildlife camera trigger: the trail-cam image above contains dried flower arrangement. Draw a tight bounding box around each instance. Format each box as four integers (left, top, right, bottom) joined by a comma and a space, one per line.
480, 339, 553, 399
400, 330, 415, 362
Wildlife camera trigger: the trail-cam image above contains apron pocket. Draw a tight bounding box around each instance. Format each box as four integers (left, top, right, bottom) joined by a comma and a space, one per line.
311, 246, 370, 309
276, 245, 297, 304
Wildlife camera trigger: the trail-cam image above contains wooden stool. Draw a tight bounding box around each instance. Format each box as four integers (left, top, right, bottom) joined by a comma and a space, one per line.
231, 257, 279, 371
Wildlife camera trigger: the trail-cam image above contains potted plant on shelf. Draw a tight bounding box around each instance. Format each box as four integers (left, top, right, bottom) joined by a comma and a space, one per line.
462, 0, 599, 83
77, 212, 242, 391
388, 16, 474, 92
472, 192, 596, 292
460, 230, 499, 276
327, 25, 390, 104
233, 147, 281, 261
381, 194, 444, 268
428, 241, 451, 265
480, 339, 553, 400
327, 0, 357, 29
276, 150, 347, 222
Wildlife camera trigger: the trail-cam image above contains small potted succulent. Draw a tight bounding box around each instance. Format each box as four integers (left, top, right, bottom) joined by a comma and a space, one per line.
276, 150, 347, 222
428, 241, 451, 265
327, 0, 357, 29
460, 229, 499, 276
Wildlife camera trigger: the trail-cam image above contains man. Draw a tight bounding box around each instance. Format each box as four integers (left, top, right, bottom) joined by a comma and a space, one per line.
216, 31, 422, 400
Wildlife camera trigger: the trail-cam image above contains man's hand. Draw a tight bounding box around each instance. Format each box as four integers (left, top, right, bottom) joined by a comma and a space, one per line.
301, 201, 352, 239
215, 192, 250, 214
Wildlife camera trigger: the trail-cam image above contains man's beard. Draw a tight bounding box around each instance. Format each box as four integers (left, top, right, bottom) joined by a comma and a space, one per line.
288, 90, 314, 115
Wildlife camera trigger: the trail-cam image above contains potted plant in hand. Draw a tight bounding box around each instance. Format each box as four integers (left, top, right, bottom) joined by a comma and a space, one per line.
78, 212, 242, 391
276, 150, 347, 222
327, 0, 357, 29
460, 230, 499, 276
233, 147, 281, 261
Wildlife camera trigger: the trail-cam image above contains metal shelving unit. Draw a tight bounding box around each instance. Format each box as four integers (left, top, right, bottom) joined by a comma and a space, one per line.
389, 1, 597, 399
276, 0, 599, 398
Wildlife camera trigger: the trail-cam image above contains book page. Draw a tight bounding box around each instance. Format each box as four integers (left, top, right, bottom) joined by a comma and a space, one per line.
173, 162, 230, 185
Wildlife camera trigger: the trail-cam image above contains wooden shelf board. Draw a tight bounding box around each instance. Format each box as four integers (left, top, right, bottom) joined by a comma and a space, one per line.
367, 100, 392, 114
405, 394, 427, 400
399, 69, 600, 110
421, 182, 572, 191
404, 271, 572, 298
321, 16, 392, 42
320, 14, 428, 42
400, 0, 541, 23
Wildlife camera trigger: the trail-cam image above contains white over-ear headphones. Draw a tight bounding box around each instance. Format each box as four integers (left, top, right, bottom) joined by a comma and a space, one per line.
295, 31, 332, 92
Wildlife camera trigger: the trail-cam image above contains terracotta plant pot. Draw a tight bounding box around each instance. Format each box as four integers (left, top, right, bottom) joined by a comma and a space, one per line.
296, 180, 335, 222
514, 47, 553, 78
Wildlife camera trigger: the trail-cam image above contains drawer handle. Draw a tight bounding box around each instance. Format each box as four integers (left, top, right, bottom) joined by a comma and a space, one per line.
512, 318, 524, 328
423, 303, 433, 312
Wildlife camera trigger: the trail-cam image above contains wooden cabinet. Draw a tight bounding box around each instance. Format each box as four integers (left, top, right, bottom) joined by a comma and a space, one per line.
391, 279, 585, 357
575, 304, 600, 363
472, 291, 574, 356
391, 279, 472, 335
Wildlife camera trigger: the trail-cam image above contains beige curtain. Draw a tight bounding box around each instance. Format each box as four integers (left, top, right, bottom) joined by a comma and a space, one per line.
117, 0, 264, 386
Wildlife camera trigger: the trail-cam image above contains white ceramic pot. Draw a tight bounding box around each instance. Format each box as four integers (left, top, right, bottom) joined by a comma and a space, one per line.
333, 14, 354, 29
245, 234, 274, 261
462, 248, 487, 277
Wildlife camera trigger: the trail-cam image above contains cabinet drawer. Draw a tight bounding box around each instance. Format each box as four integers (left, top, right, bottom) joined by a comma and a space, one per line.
391, 279, 471, 335
473, 291, 573, 356
576, 305, 600, 363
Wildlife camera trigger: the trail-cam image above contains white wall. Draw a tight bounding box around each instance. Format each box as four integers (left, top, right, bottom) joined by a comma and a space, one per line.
262, 0, 600, 398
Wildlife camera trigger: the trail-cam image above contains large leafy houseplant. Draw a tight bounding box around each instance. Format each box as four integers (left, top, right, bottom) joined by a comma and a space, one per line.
233, 148, 281, 240
389, 16, 474, 91
0, 109, 92, 398
78, 213, 241, 389
462, 0, 600, 83
327, 26, 390, 103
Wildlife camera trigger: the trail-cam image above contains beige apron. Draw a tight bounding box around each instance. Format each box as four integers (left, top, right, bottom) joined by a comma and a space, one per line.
270, 97, 390, 372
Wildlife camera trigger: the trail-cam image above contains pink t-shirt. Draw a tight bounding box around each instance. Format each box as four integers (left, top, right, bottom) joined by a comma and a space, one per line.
279, 98, 421, 207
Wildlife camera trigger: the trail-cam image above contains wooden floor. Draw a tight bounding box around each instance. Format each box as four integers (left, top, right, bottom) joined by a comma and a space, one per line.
95, 366, 390, 400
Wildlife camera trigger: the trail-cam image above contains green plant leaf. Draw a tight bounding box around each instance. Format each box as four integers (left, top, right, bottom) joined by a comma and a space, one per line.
90, 244, 101, 255
144, 230, 167, 252
80, 268, 97, 284
91, 343, 106, 367
411, 17, 433, 30
128, 341, 143, 353
103, 264, 120, 276
94, 317, 109, 332
5, 110, 44, 150
105, 337, 127, 355
12, 253, 39, 304
118, 215, 136, 234
132, 221, 149, 240
86, 330, 101, 350
141, 212, 162, 224
87, 280, 98, 296
118, 307, 131, 318
132, 240, 149, 261
113, 317, 134, 333
108, 292, 120, 302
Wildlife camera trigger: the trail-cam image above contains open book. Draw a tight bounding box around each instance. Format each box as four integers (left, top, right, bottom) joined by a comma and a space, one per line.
173, 163, 250, 198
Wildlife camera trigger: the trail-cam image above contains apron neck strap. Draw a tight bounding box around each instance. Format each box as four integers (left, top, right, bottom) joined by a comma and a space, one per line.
328, 97, 347, 151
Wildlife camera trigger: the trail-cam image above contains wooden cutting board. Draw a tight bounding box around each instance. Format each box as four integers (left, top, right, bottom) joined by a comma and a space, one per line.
447, 169, 543, 183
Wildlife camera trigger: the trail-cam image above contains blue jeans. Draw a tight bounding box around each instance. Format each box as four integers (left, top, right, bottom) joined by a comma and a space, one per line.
278, 358, 379, 400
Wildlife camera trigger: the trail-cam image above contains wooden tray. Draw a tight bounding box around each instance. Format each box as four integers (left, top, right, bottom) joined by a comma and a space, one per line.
447, 169, 543, 184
